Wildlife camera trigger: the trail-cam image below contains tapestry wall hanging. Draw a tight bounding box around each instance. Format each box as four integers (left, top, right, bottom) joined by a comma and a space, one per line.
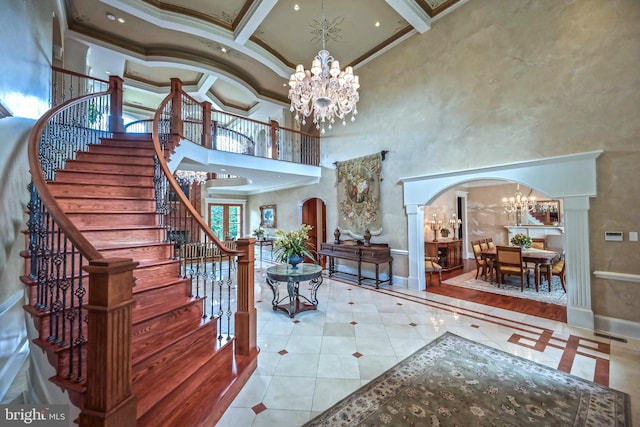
336, 152, 383, 238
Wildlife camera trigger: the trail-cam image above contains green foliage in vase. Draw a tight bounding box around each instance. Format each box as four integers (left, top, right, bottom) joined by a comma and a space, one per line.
274, 224, 315, 263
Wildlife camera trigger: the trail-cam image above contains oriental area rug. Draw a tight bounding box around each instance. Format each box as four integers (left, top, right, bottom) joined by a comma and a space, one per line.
304, 333, 630, 426
443, 270, 567, 305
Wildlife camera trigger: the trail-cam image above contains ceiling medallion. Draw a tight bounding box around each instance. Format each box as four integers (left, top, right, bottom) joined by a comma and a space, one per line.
287, 0, 360, 135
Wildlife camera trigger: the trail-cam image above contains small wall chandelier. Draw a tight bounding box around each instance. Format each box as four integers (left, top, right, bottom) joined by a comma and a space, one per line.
288, 0, 360, 135
175, 170, 208, 186
502, 184, 535, 226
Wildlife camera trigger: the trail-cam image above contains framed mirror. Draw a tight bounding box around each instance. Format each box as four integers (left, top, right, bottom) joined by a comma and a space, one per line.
260, 204, 277, 228
531, 200, 561, 225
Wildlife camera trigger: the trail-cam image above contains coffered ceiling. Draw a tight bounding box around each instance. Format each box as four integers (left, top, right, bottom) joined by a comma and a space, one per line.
63, 0, 469, 122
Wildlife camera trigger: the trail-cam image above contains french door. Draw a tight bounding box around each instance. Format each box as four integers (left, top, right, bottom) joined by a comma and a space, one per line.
208, 203, 243, 240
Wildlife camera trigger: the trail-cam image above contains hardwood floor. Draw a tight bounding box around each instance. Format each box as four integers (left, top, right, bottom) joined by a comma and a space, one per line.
426, 259, 567, 323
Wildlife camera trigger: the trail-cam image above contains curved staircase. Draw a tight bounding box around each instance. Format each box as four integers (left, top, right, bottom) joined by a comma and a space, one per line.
22, 132, 256, 426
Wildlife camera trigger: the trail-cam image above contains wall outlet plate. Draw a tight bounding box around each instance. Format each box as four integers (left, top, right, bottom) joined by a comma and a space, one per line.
604, 231, 623, 241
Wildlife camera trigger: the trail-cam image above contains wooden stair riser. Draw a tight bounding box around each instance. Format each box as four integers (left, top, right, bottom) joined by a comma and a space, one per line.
54, 170, 154, 187
78, 227, 164, 246
98, 242, 172, 261
137, 340, 234, 427
93, 137, 155, 148
64, 159, 155, 175
86, 144, 155, 157
75, 152, 155, 166
24, 281, 90, 313
33, 337, 89, 382
33, 312, 89, 346
132, 261, 182, 290
131, 299, 205, 364
68, 213, 158, 228
48, 183, 154, 199
58, 201, 157, 214
132, 279, 192, 321
131, 322, 219, 418
21, 253, 88, 281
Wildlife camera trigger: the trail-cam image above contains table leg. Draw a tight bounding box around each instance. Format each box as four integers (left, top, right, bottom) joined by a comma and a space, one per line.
266, 278, 279, 308
534, 265, 540, 292
375, 264, 380, 289
287, 279, 297, 318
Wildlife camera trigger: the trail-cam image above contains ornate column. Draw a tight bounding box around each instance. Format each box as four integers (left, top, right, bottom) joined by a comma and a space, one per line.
406, 204, 425, 291
234, 238, 257, 356
564, 196, 594, 330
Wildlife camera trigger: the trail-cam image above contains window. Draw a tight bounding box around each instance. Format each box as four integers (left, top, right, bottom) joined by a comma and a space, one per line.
208, 203, 243, 240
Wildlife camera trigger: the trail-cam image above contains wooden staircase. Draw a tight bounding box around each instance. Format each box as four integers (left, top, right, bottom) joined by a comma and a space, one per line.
22, 133, 253, 426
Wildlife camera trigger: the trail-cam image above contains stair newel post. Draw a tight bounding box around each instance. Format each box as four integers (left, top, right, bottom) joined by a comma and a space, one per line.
202, 101, 212, 149
108, 75, 124, 133
170, 78, 183, 138
79, 258, 139, 427
233, 238, 257, 356
270, 120, 279, 160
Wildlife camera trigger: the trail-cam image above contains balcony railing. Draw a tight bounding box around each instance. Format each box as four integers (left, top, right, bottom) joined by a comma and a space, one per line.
125, 79, 321, 166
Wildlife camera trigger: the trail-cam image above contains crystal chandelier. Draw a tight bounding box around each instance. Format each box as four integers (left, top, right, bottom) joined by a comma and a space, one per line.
502, 184, 535, 226
288, 0, 360, 135
175, 170, 208, 186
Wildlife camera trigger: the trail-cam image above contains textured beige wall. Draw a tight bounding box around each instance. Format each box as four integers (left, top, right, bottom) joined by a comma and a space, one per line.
251, 0, 640, 322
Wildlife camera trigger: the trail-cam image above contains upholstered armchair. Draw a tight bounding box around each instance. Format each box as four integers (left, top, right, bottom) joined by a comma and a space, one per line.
425, 256, 443, 287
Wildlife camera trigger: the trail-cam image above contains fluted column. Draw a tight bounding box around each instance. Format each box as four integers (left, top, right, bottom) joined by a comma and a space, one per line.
564, 196, 595, 330
406, 204, 425, 291
79, 258, 138, 427
234, 238, 257, 356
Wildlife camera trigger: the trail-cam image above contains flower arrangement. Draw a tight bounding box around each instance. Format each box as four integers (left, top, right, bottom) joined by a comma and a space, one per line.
511, 233, 532, 248
252, 227, 265, 239
274, 224, 315, 263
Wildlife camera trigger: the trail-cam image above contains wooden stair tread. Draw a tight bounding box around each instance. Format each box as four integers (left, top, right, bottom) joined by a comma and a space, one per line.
136, 340, 236, 427
132, 322, 219, 418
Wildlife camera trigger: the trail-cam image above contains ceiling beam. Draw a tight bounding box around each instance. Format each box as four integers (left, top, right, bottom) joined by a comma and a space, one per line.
385, 0, 432, 33
234, 0, 278, 45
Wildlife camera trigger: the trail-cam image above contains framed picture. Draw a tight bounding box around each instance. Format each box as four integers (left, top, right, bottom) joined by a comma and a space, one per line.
260, 204, 277, 228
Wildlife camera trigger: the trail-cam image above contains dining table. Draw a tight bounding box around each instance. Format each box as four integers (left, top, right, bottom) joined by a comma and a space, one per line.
481, 247, 562, 292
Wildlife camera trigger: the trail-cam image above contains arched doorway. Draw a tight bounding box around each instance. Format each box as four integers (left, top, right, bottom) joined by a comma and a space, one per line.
401, 151, 601, 332
301, 198, 326, 265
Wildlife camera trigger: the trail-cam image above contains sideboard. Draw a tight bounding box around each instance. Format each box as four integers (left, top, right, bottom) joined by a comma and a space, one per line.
317, 242, 393, 288
425, 239, 463, 272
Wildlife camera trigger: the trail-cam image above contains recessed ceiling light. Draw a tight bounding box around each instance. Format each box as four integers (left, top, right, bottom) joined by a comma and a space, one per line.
106, 13, 116, 21
105, 71, 111, 75
294, 4, 300, 11
220, 168, 226, 172
221, 47, 227, 53
117, 17, 125, 23
375, 21, 380, 27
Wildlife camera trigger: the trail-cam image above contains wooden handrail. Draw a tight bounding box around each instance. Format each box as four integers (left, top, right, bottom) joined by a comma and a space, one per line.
152, 94, 241, 258
27, 93, 106, 261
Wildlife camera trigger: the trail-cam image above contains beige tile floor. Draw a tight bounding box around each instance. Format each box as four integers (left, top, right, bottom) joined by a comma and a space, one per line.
217, 263, 639, 426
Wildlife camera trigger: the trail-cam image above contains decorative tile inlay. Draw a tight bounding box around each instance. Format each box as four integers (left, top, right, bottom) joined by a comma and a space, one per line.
352, 352, 363, 358
293, 320, 300, 324
350, 321, 358, 325
251, 402, 267, 414
278, 349, 288, 356
409, 322, 417, 327
471, 324, 480, 328
348, 301, 354, 305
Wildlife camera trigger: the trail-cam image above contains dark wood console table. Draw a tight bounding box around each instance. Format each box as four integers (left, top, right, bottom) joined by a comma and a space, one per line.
318, 242, 393, 288
425, 239, 463, 272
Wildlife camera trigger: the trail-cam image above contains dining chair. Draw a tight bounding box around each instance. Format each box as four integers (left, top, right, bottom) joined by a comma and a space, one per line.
551, 256, 566, 292
530, 237, 546, 250
495, 245, 530, 291
479, 239, 489, 252
425, 256, 443, 288
471, 241, 488, 280
486, 237, 495, 249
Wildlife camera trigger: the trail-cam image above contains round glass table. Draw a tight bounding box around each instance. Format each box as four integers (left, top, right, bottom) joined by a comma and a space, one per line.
265, 263, 323, 318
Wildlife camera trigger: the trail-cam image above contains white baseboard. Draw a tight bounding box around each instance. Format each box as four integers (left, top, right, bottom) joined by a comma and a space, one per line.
594, 315, 640, 342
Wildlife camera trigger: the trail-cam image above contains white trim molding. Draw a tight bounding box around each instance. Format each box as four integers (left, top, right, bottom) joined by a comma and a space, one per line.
400, 150, 602, 333
593, 271, 640, 283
